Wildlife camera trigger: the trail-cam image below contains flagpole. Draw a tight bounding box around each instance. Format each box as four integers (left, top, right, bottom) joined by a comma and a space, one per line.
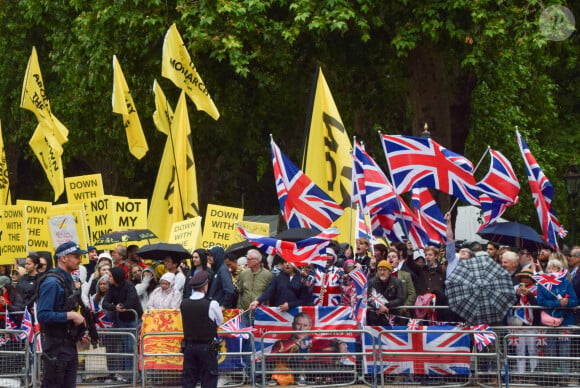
448, 145, 491, 213
350, 136, 357, 248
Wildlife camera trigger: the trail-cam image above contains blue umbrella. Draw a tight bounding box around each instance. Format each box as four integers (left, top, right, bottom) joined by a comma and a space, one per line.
477, 221, 546, 250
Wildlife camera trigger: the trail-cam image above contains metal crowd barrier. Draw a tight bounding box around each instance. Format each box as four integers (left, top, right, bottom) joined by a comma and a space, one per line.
0, 328, 30, 388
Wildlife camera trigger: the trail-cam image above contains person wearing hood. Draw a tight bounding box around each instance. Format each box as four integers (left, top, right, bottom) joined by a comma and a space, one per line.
147, 272, 182, 310
134, 266, 157, 311
162, 255, 186, 294
207, 246, 237, 308
102, 267, 143, 382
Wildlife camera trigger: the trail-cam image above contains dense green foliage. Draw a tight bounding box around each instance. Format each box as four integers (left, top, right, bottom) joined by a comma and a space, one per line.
0, 0, 577, 244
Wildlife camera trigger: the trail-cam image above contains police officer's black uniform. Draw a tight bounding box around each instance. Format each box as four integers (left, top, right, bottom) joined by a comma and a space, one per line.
180, 271, 222, 388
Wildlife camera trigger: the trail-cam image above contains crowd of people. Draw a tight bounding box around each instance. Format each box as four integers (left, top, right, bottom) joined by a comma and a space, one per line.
0, 230, 579, 387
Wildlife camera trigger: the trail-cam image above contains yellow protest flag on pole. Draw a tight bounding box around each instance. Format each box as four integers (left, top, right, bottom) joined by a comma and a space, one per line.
20, 46, 69, 144
148, 91, 200, 241
0, 122, 11, 205
302, 67, 353, 242
29, 121, 65, 201
162, 24, 220, 120
152, 79, 173, 136
112, 55, 148, 160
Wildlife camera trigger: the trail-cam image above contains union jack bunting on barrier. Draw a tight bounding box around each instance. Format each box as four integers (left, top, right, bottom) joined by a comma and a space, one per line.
237, 223, 339, 268
381, 135, 480, 206
271, 137, 343, 231
477, 149, 520, 229
363, 325, 470, 375
516, 130, 566, 248
411, 188, 447, 247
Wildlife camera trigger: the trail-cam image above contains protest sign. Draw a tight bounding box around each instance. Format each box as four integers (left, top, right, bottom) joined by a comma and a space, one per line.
113, 198, 148, 230
0, 205, 28, 264
65, 174, 104, 203
200, 204, 243, 249
16, 200, 51, 251
48, 214, 79, 249
49, 203, 89, 259
168, 216, 202, 252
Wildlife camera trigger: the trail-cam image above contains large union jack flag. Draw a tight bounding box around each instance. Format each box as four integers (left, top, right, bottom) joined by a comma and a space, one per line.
381, 135, 480, 206
253, 306, 357, 360
476, 149, 520, 229
516, 130, 566, 248
411, 188, 447, 247
237, 224, 339, 268
363, 326, 470, 375
271, 138, 343, 231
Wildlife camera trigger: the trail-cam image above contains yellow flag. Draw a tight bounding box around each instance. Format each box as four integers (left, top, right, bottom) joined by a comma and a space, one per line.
152, 79, 173, 135
162, 24, 220, 120
148, 92, 200, 241
302, 68, 353, 242
112, 55, 148, 160
29, 121, 65, 201
20, 46, 69, 144
0, 122, 11, 205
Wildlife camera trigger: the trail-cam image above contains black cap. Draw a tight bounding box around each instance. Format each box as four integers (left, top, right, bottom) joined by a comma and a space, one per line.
190, 271, 209, 289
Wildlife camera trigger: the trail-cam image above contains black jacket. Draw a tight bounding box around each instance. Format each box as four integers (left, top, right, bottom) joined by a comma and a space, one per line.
102, 271, 143, 323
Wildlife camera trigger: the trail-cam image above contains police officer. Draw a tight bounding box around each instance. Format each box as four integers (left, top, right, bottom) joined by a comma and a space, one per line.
180, 271, 223, 388
37, 241, 89, 388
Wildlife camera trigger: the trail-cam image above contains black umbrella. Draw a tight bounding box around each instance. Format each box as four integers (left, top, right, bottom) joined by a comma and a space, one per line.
225, 240, 255, 257
275, 227, 319, 242
136, 242, 192, 261
446, 255, 516, 325
94, 229, 157, 246
477, 221, 546, 250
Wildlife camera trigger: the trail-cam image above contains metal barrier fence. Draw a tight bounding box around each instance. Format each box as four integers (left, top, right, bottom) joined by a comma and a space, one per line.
0, 329, 30, 388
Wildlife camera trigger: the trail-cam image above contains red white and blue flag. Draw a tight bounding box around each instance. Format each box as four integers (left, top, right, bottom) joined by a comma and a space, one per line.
532, 269, 567, 291
516, 130, 566, 248
381, 135, 480, 206
355, 205, 376, 245
363, 326, 470, 375
514, 285, 537, 325
271, 138, 343, 231
237, 224, 339, 268
219, 313, 255, 340
411, 188, 447, 247
348, 266, 368, 324
312, 267, 343, 306
253, 306, 357, 359
476, 150, 520, 229
20, 307, 33, 342
470, 324, 496, 351
89, 296, 114, 328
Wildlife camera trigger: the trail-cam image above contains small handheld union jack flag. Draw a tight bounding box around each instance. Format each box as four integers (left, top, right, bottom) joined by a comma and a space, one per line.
369, 288, 388, 309
471, 324, 496, 351
20, 307, 33, 342
407, 319, 421, 330
219, 314, 255, 340
532, 270, 566, 291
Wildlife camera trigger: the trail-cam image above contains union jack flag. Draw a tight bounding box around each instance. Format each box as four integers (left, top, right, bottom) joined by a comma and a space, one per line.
253, 306, 357, 357
532, 270, 566, 291
237, 224, 339, 268
381, 135, 480, 206
411, 188, 447, 247
536, 330, 547, 347
477, 150, 520, 229
312, 267, 343, 306
470, 324, 496, 351
349, 266, 368, 324
89, 295, 114, 328
363, 326, 470, 375
407, 319, 422, 330
516, 130, 566, 248
32, 303, 42, 352
20, 307, 33, 342
507, 329, 520, 346
219, 314, 255, 340
353, 294, 367, 325
271, 138, 343, 231
0, 335, 10, 347
355, 205, 377, 245
369, 288, 388, 309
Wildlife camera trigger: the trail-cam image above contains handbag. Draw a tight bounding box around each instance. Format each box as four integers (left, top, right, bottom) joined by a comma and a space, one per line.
540, 311, 563, 327
84, 345, 108, 378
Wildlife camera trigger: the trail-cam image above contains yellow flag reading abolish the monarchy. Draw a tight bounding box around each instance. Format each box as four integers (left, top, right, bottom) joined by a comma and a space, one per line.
0, 122, 11, 205
112, 55, 148, 160
162, 24, 220, 120
148, 91, 200, 241
302, 68, 353, 242
29, 121, 65, 201
152, 79, 173, 136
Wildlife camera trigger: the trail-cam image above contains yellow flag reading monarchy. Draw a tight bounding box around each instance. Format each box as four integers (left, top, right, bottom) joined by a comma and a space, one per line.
302, 68, 353, 242
112, 55, 148, 160
0, 122, 11, 205
162, 24, 220, 120
148, 91, 200, 241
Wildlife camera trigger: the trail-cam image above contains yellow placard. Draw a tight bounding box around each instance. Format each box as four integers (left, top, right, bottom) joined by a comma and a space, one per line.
0, 205, 28, 264
84, 195, 113, 245
168, 217, 202, 253
200, 204, 244, 249
113, 198, 148, 230
231, 220, 270, 244
65, 173, 104, 203
16, 200, 52, 252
